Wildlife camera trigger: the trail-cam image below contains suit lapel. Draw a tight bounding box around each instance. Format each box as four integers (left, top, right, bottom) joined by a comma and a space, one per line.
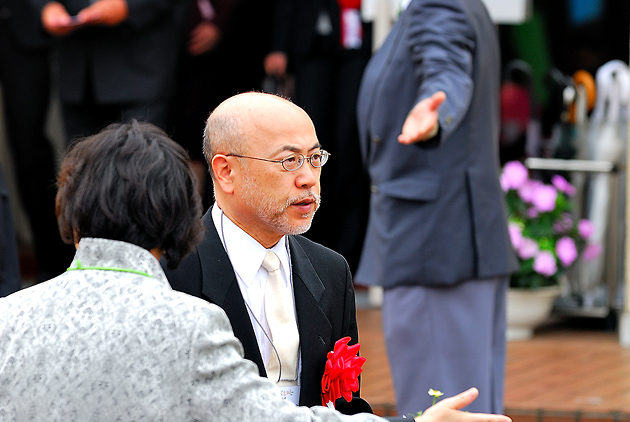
288, 237, 332, 406
198, 211, 267, 376
197, 218, 333, 403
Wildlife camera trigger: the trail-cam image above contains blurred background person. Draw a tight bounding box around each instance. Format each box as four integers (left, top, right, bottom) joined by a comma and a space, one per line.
30, 0, 189, 141
171, 0, 275, 206
263, 0, 372, 273
355, 0, 517, 416
0, 0, 74, 281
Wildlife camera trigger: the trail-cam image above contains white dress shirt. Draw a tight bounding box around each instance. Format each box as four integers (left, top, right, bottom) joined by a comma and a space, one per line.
211, 205, 302, 386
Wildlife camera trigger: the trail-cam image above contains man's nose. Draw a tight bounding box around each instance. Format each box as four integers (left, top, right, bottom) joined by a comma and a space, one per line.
295, 162, 319, 188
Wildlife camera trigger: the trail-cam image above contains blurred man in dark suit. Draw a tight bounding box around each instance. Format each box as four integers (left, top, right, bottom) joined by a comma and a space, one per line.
30, 0, 188, 140
0, 0, 74, 280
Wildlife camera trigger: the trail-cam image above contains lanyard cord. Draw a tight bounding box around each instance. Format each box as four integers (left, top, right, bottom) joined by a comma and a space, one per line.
219, 207, 300, 383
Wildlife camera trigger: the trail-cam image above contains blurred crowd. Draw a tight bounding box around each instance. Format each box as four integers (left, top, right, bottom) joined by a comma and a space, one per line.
0, 0, 372, 287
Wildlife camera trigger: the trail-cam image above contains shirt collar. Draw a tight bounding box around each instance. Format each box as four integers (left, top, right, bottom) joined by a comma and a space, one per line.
211, 204, 290, 287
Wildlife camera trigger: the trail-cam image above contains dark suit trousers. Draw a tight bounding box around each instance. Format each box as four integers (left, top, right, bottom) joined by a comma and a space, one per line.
382, 278, 508, 415
0, 20, 74, 279
293, 48, 371, 274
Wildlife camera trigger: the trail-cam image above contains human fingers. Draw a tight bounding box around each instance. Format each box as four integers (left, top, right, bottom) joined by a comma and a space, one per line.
436, 387, 479, 410
418, 388, 511, 422
77, 0, 128, 26
429, 91, 447, 111
41, 2, 75, 36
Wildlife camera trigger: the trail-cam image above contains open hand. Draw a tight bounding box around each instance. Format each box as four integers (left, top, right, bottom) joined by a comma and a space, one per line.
415, 388, 512, 422
188, 22, 221, 56
398, 91, 446, 145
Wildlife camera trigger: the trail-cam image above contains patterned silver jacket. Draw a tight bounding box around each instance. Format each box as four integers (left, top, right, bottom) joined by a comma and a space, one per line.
0, 238, 383, 422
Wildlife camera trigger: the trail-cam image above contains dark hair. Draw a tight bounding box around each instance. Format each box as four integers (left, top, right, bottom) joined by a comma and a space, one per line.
56, 120, 204, 268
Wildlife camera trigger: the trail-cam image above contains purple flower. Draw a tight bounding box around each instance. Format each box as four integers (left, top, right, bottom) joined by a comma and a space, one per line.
526, 207, 539, 218
501, 161, 528, 191
508, 222, 523, 250
553, 213, 574, 234
531, 184, 558, 212
518, 179, 543, 203
551, 175, 576, 196
556, 237, 578, 267
583, 243, 602, 260
578, 219, 594, 239
533, 251, 558, 276
518, 237, 539, 259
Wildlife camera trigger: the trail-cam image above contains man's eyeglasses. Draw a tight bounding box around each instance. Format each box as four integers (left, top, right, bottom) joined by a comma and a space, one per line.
226, 150, 330, 172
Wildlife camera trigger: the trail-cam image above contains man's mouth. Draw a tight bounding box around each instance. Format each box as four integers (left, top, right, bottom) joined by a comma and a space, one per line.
293, 198, 314, 206
285, 191, 321, 216
288, 193, 321, 215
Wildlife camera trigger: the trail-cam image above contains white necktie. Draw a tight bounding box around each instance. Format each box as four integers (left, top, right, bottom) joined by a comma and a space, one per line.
262, 250, 299, 384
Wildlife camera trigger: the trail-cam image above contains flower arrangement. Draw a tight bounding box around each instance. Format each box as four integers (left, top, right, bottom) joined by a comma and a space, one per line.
321, 337, 366, 408
501, 160, 601, 289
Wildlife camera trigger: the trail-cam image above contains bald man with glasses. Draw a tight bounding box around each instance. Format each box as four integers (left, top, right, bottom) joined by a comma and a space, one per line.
162, 92, 371, 415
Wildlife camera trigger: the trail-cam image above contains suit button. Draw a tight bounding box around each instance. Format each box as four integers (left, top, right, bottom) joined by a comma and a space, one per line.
372, 136, 382, 144
370, 185, 378, 193
0, 8, 11, 19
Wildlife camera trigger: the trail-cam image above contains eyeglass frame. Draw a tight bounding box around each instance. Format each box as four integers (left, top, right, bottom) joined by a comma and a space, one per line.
225, 149, 330, 172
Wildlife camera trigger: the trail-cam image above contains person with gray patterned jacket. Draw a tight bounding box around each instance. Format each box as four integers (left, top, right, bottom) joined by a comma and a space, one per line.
0, 120, 511, 422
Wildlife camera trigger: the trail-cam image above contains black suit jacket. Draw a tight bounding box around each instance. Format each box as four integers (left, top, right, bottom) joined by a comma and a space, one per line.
163, 210, 371, 412
0, 0, 50, 49
28, 0, 189, 104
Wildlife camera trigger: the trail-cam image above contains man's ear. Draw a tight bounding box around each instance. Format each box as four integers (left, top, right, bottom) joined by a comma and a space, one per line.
211, 154, 236, 194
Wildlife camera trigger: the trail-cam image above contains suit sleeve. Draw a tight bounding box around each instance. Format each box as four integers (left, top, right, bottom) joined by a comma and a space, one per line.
407, 0, 475, 144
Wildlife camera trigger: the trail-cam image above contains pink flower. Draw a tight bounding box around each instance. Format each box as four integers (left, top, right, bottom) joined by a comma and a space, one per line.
583, 243, 602, 260
556, 237, 578, 267
553, 213, 574, 234
578, 219, 594, 239
551, 175, 576, 196
518, 237, 539, 259
533, 251, 557, 276
531, 185, 558, 212
508, 223, 523, 250
501, 161, 528, 191
526, 207, 539, 218
518, 179, 543, 203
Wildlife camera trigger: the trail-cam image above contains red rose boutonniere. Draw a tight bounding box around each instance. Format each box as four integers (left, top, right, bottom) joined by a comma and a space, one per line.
321, 336, 366, 408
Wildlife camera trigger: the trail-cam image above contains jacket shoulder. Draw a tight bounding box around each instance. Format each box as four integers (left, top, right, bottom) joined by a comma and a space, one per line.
291, 235, 350, 275
161, 247, 203, 296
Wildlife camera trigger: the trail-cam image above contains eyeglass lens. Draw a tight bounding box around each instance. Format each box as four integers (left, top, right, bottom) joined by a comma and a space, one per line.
282, 151, 327, 171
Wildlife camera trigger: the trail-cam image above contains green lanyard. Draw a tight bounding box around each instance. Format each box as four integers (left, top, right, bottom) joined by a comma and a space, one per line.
66, 260, 153, 278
